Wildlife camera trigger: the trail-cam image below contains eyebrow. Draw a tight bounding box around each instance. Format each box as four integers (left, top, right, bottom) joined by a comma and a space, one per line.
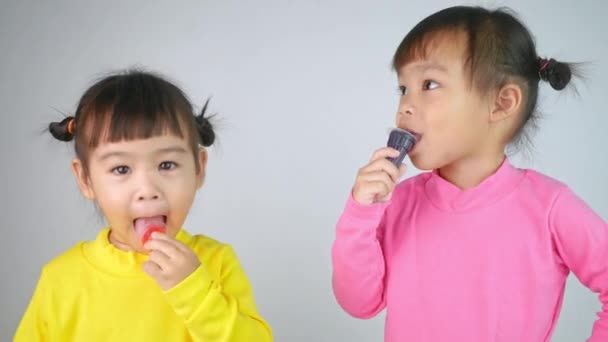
97, 146, 189, 162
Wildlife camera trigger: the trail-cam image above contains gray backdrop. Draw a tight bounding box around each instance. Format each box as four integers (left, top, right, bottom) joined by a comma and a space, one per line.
1, 0, 606, 341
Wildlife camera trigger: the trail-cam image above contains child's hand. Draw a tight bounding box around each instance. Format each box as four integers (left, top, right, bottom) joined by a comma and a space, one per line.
352, 147, 407, 205
142, 233, 201, 291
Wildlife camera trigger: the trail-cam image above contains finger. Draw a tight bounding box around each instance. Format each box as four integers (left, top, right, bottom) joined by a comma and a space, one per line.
142, 260, 162, 277
145, 238, 183, 260
360, 159, 401, 183
358, 171, 395, 189
148, 249, 172, 271
369, 147, 400, 163
149, 232, 191, 254
363, 181, 392, 198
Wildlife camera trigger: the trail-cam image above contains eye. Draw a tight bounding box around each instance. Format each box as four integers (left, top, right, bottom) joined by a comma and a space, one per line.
159, 161, 178, 170
423, 80, 440, 90
111, 165, 130, 175
398, 85, 407, 96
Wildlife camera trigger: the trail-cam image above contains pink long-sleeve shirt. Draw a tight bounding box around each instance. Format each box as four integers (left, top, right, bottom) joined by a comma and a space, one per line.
332, 158, 608, 341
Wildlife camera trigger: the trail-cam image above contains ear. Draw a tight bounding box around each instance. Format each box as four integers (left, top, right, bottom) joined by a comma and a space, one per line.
71, 159, 96, 200
195, 148, 208, 189
490, 83, 523, 123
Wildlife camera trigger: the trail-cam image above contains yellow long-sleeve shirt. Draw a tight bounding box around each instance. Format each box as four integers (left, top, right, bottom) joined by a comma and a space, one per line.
14, 228, 272, 341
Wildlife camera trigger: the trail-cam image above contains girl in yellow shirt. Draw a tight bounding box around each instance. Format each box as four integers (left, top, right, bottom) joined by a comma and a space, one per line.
14, 69, 273, 342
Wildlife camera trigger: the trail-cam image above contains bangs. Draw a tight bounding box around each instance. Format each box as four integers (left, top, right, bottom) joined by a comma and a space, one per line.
392, 27, 469, 72
76, 71, 197, 151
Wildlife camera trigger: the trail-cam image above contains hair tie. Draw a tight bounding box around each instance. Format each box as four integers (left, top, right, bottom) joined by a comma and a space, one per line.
67, 118, 76, 135
538, 57, 556, 81
538, 58, 550, 72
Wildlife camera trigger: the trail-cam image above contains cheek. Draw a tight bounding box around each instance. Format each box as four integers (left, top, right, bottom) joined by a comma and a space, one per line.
423, 112, 473, 160
89, 173, 123, 206
167, 175, 198, 213
460, 99, 490, 140
424, 109, 455, 144
94, 186, 130, 220
173, 185, 196, 206
175, 167, 199, 191
423, 93, 453, 127
167, 192, 196, 234
431, 94, 484, 139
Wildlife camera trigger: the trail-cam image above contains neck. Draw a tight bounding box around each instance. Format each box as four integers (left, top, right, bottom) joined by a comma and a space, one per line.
438, 152, 506, 190
108, 230, 136, 252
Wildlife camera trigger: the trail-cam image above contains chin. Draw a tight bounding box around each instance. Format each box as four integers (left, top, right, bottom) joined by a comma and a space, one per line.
410, 155, 436, 171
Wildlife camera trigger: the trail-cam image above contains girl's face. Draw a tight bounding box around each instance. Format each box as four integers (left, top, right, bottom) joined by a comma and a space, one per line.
72, 134, 206, 253
395, 32, 494, 171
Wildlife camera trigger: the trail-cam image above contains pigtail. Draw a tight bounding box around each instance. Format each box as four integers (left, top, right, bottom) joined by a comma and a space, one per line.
538, 58, 574, 91
194, 98, 216, 147
49, 116, 76, 142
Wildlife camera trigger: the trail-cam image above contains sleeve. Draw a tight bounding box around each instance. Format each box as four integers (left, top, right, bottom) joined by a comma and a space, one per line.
549, 187, 608, 341
163, 245, 273, 342
13, 269, 49, 342
331, 192, 390, 319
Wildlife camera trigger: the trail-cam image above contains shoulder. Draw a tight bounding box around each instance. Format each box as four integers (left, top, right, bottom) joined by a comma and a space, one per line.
518, 167, 572, 205
523, 170, 604, 223
178, 230, 241, 268
515, 167, 602, 225
180, 230, 231, 252
522, 168, 568, 192
28, 242, 89, 295
41, 242, 87, 279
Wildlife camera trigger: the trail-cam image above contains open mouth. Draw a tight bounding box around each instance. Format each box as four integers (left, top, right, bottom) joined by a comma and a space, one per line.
133, 215, 167, 244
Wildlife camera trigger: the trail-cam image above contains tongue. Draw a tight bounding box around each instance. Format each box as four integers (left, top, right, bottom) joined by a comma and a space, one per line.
134, 216, 166, 244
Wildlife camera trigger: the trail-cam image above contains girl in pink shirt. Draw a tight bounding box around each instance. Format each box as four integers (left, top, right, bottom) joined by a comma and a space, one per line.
331, 6, 607, 342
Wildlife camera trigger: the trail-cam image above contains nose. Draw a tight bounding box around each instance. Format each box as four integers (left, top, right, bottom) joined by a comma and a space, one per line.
398, 108, 413, 117
135, 172, 162, 202
396, 95, 415, 123
397, 95, 415, 116
138, 193, 159, 201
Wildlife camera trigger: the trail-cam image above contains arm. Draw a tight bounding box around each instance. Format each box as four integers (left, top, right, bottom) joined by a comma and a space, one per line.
331, 193, 390, 318
13, 269, 48, 342
331, 147, 404, 318
162, 245, 272, 342
549, 187, 608, 341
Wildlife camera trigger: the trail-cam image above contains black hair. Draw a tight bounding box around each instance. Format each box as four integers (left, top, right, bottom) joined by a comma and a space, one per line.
48, 69, 215, 173
392, 6, 582, 151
